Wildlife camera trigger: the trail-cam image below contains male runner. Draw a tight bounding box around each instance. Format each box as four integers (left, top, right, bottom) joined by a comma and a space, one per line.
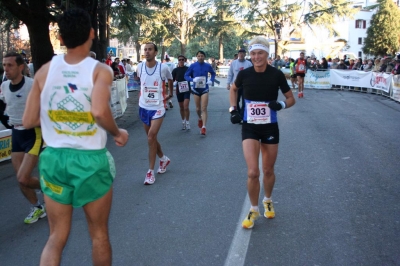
294, 52, 306, 98
227, 48, 253, 118
137, 42, 173, 185
172, 55, 191, 130
0, 52, 45, 224
22, 8, 129, 265
229, 36, 295, 229
184, 51, 215, 135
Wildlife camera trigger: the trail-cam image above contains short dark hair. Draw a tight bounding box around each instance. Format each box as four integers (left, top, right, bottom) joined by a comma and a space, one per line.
4, 52, 25, 66
145, 42, 158, 52
196, 50, 206, 57
57, 8, 92, 49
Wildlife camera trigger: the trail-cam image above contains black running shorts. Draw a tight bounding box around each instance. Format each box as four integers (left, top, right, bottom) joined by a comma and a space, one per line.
242, 123, 279, 144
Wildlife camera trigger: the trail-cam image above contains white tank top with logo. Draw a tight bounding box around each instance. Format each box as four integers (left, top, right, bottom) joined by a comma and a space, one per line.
138, 62, 166, 110
40, 55, 107, 150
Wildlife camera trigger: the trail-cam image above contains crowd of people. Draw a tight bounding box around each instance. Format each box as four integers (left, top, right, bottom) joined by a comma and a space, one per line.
267, 53, 400, 75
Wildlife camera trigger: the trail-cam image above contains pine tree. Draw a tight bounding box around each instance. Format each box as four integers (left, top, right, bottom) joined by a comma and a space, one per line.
362, 0, 400, 56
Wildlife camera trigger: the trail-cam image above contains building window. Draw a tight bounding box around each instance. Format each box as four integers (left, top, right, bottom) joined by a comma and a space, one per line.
358, 37, 362, 44
355, 19, 366, 29
358, 51, 362, 57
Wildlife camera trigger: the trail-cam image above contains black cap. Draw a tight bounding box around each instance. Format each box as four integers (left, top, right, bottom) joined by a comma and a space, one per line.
238, 48, 246, 53
177, 54, 187, 59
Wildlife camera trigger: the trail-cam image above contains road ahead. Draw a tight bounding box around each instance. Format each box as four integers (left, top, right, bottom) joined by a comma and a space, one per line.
1, 80, 400, 266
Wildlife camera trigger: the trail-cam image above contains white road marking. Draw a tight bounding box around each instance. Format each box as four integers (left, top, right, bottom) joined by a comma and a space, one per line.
224, 154, 263, 266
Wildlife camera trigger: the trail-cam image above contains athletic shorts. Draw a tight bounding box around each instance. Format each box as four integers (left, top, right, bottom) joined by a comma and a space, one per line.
296, 73, 305, 78
139, 107, 166, 126
290, 74, 297, 79
39, 147, 116, 207
242, 122, 279, 144
11, 127, 43, 155
191, 87, 209, 96
176, 91, 191, 102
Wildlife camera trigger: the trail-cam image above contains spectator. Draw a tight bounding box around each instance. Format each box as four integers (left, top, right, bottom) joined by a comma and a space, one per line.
363, 60, 374, 72
391, 58, 400, 75
337, 59, 348, 69
111, 61, 121, 78
105, 54, 112, 66
320, 58, 328, 70
373, 58, 382, 71
348, 59, 355, 70
353, 58, 362, 70
272, 55, 285, 69
125, 59, 132, 72
330, 58, 339, 69
118, 59, 126, 75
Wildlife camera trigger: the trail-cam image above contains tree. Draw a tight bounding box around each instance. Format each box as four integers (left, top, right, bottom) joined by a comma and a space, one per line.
195, 0, 242, 61
362, 0, 400, 56
235, 0, 357, 57
0, 0, 170, 71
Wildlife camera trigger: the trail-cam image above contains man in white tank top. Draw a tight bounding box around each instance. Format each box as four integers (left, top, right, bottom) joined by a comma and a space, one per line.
137, 42, 173, 185
22, 8, 128, 265
1, 52, 45, 224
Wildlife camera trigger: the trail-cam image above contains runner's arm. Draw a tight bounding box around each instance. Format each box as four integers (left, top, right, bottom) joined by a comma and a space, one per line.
227, 63, 234, 86
91, 64, 120, 137
230, 71, 243, 108
22, 64, 49, 128
184, 65, 194, 82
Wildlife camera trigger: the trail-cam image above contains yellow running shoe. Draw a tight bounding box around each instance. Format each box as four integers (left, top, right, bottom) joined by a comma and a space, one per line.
263, 200, 275, 219
242, 210, 260, 229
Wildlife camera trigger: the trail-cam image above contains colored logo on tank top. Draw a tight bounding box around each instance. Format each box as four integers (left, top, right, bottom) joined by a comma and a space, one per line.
64, 83, 78, 94
154, 81, 158, 86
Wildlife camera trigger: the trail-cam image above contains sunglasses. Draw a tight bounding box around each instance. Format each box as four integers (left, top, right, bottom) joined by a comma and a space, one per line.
178, 59, 185, 61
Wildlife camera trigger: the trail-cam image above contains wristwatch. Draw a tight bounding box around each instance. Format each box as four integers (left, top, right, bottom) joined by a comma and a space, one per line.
229, 106, 236, 113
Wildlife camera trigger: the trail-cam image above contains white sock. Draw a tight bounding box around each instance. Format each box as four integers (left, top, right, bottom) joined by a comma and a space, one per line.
148, 169, 154, 174
161, 155, 167, 161
182, 119, 186, 123
263, 197, 272, 202
250, 206, 259, 212
202, 126, 206, 128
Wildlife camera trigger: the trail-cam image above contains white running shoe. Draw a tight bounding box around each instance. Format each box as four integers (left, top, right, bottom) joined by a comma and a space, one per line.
186, 122, 190, 130
144, 171, 155, 185
157, 156, 171, 174
182, 122, 186, 130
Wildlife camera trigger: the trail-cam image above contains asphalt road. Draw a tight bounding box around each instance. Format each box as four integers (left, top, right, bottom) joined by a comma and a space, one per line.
1, 78, 400, 266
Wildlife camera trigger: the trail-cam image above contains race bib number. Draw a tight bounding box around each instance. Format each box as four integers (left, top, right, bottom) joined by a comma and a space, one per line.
298, 64, 305, 71
143, 86, 160, 105
196, 76, 206, 89
246, 102, 271, 124
178, 81, 189, 93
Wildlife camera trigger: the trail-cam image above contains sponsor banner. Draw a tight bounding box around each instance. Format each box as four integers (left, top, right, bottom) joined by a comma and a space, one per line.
330, 70, 391, 93
110, 79, 128, 119
369, 72, 391, 93
304, 70, 331, 89
391, 75, 400, 102
330, 69, 372, 87
0, 129, 12, 162
126, 72, 140, 91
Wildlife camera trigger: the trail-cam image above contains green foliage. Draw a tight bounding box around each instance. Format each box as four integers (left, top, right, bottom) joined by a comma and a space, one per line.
362, 0, 400, 56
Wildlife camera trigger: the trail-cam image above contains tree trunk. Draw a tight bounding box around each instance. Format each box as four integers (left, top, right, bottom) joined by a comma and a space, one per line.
161, 46, 166, 61
27, 21, 54, 73
98, 0, 108, 61
219, 35, 224, 61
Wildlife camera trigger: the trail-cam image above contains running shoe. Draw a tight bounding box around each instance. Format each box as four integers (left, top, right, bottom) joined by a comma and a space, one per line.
198, 119, 203, 128
157, 156, 171, 174
201, 127, 206, 135
144, 171, 155, 185
263, 200, 275, 219
24, 205, 46, 224
242, 210, 260, 229
182, 122, 186, 130
186, 122, 191, 130
169, 101, 174, 108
